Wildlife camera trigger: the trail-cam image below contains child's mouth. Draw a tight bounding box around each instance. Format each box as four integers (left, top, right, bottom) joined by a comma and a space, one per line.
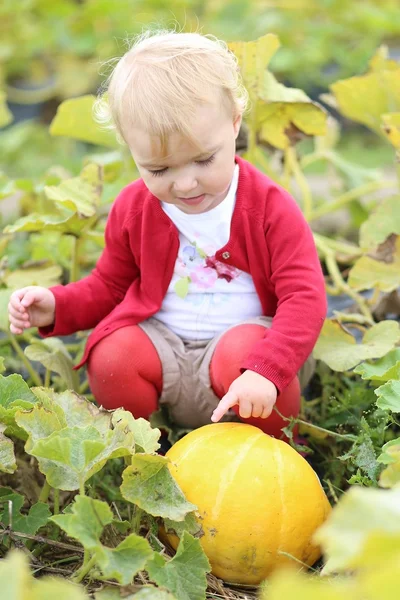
178, 194, 206, 206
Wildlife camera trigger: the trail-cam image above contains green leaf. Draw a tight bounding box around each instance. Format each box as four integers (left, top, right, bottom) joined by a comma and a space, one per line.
0, 289, 13, 331
24, 339, 79, 391
133, 589, 177, 600
0, 551, 89, 599
4, 264, 62, 289
228, 34, 280, 103
44, 163, 103, 218
377, 439, 400, 488
0, 424, 17, 473
121, 454, 197, 521
354, 348, 400, 382
50, 95, 119, 148
0, 358, 5, 374
348, 235, 400, 292
147, 532, 210, 600
51, 495, 113, 549
15, 403, 67, 453
174, 277, 190, 300
118, 412, 160, 454
0, 488, 51, 535
359, 196, 400, 251
163, 513, 203, 539
0, 373, 38, 438
30, 418, 135, 491
0, 91, 13, 128
95, 533, 154, 585
382, 112, 400, 149
258, 72, 326, 149
314, 486, 400, 574
330, 51, 400, 135
30, 388, 111, 432
375, 380, 400, 412
314, 320, 400, 371
95, 587, 176, 600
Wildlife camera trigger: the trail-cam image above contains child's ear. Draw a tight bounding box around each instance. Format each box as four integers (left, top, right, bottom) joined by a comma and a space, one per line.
233, 113, 242, 138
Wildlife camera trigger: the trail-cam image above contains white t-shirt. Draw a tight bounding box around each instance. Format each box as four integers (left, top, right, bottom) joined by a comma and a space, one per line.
155, 164, 263, 339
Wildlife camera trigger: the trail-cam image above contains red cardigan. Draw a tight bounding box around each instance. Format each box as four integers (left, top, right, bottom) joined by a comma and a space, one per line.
40, 156, 327, 392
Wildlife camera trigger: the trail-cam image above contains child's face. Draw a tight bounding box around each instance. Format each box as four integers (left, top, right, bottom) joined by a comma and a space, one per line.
125, 103, 242, 214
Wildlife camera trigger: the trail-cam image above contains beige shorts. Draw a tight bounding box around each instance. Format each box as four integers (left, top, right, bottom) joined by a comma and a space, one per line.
138, 317, 315, 429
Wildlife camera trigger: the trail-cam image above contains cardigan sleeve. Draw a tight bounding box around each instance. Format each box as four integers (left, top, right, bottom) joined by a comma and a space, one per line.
39, 193, 139, 337
242, 186, 327, 392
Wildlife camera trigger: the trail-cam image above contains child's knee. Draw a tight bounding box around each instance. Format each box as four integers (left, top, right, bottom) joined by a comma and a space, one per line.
210, 324, 267, 396
87, 325, 162, 392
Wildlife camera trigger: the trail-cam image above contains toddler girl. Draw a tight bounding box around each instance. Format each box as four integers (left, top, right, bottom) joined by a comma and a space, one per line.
8, 30, 327, 438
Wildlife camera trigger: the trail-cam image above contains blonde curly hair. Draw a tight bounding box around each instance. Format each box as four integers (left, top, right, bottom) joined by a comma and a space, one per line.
94, 29, 248, 151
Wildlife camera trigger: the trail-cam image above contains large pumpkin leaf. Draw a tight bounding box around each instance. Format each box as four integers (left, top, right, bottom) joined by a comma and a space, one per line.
314, 320, 400, 371
3, 209, 97, 237
52, 496, 153, 585
354, 348, 400, 382
121, 454, 196, 521
147, 532, 210, 600
314, 486, 400, 574
330, 48, 400, 135
258, 72, 326, 149
381, 112, 400, 148
0, 424, 16, 473
348, 237, 400, 292
0, 551, 88, 599
0, 91, 13, 128
359, 196, 400, 250
44, 163, 103, 217
227, 34, 280, 102
50, 95, 119, 148
29, 418, 135, 491
3, 264, 62, 289
375, 380, 400, 413
24, 338, 79, 391
29, 388, 111, 433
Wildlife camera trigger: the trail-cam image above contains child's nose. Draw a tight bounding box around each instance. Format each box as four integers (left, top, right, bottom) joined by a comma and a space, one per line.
173, 175, 198, 196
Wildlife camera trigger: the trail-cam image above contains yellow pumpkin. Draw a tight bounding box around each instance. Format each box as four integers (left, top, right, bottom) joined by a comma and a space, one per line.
164, 422, 331, 585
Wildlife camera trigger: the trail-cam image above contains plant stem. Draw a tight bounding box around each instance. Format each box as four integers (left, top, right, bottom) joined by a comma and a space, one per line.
72, 553, 97, 584
274, 407, 357, 441
53, 489, 60, 515
79, 379, 90, 394
38, 480, 51, 504
285, 146, 313, 221
70, 235, 82, 283
44, 369, 51, 388
79, 481, 85, 496
7, 333, 42, 387
315, 236, 374, 323
310, 180, 394, 221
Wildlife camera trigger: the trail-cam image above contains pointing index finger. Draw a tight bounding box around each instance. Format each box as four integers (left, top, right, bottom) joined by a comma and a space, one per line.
211, 391, 238, 423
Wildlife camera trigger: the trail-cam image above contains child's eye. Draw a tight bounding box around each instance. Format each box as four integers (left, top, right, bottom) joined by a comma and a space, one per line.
149, 168, 168, 177
196, 154, 215, 166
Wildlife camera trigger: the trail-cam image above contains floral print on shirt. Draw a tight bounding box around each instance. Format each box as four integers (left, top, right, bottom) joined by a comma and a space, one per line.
174, 241, 241, 299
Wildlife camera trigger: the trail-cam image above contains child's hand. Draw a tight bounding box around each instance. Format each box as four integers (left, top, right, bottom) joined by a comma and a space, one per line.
8, 286, 56, 335
211, 371, 278, 422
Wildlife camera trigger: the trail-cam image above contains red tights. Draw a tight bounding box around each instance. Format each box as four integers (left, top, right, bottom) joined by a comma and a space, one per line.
87, 325, 300, 439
